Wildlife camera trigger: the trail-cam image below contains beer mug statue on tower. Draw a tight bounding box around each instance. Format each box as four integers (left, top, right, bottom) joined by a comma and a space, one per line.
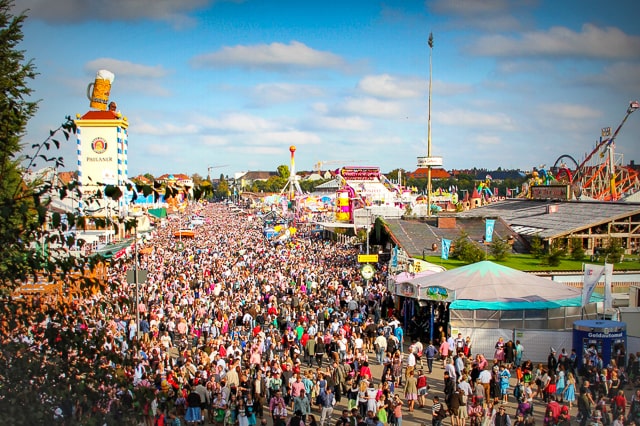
86, 70, 115, 111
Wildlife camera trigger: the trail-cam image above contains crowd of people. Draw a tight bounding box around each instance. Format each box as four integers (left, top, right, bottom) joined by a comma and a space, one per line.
2, 200, 640, 426
431, 333, 640, 426
1, 201, 413, 425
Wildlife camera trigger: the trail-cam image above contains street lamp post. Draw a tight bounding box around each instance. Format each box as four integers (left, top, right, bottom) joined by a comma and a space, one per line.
134, 221, 139, 339
427, 33, 434, 218
417, 33, 442, 218
128, 211, 143, 340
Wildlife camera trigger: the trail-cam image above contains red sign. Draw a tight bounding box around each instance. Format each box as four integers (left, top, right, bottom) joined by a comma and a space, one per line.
340, 166, 380, 180
530, 185, 570, 201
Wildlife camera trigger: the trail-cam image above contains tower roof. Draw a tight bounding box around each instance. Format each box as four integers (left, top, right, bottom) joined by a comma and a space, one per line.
80, 110, 119, 119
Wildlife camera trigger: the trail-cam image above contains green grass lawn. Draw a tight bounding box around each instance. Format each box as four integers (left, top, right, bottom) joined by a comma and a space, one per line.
421, 253, 640, 272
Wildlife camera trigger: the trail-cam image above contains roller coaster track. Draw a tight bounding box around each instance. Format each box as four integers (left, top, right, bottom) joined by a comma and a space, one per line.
570, 101, 640, 201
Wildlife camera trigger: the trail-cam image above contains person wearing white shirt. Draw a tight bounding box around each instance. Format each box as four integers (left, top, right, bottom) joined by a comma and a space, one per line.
478, 368, 492, 402
445, 358, 457, 383
354, 335, 364, 351
406, 352, 417, 380
457, 376, 473, 402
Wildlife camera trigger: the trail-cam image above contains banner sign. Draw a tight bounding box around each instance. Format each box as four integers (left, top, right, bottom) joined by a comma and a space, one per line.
485, 219, 495, 243
441, 238, 451, 260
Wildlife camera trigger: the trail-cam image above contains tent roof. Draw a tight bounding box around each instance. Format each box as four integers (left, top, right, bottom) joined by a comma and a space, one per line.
404, 260, 585, 310
148, 208, 167, 219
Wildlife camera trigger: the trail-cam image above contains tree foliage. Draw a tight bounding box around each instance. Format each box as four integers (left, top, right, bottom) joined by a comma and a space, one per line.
541, 239, 567, 267
489, 236, 511, 261
569, 237, 585, 261
0, 4, 210, 422
529, 235, 544, 258
605, 238, 624, 263
451, 230, 485, 263
0, 0, 39, 288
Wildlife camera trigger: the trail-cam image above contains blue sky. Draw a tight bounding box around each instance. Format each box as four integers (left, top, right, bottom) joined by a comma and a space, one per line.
15, 0, 640, 178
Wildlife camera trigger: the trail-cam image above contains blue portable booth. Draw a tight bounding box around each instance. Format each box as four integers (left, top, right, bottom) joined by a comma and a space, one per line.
573, 320, 627, 369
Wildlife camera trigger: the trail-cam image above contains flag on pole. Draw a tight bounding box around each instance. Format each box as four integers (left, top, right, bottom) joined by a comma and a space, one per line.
391, 246, 398, 268
582, 263, 605, 306
485, 219, 495, 243
604, 263, 614, 309
441, 239, 451, 260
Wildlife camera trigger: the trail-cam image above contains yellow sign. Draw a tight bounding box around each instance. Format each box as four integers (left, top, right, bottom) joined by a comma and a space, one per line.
358, 254, 379, 263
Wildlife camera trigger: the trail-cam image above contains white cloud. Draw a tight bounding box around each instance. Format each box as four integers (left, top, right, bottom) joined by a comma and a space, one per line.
539, 103, 601, 121
191, 41, 347, 72
428, 0, 526, 32
228, 146, 283, 155
591, 62, 640, 93
194, 113, 278, 133
473, 134, 502, 145
312, 103, 330, 114
85, 58, 169, 78
533, 103, 603, 134
255, 131, 322, 146
144, 143, 174, 155
357, 74, 425, 99
250, 83, 325, 105
199, 135, 228, 146
434, 80, 475, 96
310, 116, 371, 131
438, 108, 518, 131
468, 24, 640, 59
134, 120, 199, 136
430, 0, 513, 16
340, 97, 407, 118
83, 59, 171, 97
15, 0, 215, 27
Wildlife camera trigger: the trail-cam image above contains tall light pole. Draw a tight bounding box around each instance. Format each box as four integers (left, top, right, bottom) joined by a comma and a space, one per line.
134, 220, 139, 339
417, 33, 442, 217
427, 33, 433, 217
128, 211, 143, 340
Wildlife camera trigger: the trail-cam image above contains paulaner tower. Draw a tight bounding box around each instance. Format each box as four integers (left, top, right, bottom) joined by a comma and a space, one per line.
74, 70, 129, 215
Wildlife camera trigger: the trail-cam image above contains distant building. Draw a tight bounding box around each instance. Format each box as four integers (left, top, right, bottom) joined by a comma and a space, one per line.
408, 167, 451, 180
474, 170, 525, 181
156, 173, 193, 188
237, 171, 278, 188
450, 168, 525, 182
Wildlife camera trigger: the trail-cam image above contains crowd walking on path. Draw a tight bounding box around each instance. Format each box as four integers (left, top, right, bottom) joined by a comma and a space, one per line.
3, 201, 640, 426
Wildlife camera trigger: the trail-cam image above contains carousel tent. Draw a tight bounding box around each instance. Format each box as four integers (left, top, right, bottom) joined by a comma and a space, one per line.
404, 260, 590, 310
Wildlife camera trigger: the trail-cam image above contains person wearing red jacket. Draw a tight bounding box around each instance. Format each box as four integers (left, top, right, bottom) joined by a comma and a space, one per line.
611, 390, 627, 419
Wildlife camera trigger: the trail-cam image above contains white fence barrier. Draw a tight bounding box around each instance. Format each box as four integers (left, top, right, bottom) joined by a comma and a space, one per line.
453, 327, 572, 364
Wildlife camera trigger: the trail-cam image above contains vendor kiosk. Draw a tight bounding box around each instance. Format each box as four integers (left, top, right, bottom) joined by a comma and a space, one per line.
573, 320, 626, 369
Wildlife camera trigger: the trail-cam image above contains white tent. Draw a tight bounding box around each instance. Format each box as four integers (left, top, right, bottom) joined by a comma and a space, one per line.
403, 260, 585, 310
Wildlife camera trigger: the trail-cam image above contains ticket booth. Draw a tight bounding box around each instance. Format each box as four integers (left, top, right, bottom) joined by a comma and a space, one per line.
573, 320, 627, 369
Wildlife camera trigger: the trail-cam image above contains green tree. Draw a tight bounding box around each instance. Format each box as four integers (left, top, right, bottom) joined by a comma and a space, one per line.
529, 235, 544, 258
215, 173, 230, 198
541, 239, 567, 266
190, 172, 204, 185
277, 164, 289, 179
570, 237, 586, 261
452, 230, 485, 263
264, 174, 287, 193
490, 236, 511, 261
0, 0, 40, 288
605, 238, 624, 263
